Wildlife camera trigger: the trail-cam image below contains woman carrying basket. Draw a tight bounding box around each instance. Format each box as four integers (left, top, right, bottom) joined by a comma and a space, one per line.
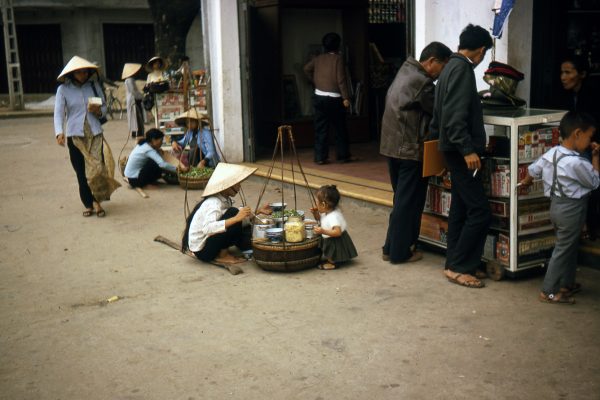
182, 163, 271, 265
53, 56, 120, 218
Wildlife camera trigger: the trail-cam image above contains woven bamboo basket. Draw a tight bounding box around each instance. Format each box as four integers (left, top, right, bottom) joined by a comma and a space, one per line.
178, 173, 211, 190
252, 237, 321, 272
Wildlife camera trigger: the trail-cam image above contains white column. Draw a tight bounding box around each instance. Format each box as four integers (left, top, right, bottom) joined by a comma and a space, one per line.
201, 0, 245, 162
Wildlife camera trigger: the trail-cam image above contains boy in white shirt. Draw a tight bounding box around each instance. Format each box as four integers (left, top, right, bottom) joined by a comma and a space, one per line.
521, 111, 599, 304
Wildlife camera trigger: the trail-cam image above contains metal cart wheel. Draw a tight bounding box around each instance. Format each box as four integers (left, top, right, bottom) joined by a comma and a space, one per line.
486, 260, 506, 281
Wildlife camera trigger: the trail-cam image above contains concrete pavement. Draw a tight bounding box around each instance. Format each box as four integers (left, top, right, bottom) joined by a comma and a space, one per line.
0, 117, 599, 399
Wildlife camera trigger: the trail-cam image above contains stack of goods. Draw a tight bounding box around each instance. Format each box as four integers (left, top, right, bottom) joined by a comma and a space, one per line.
424, 185, 452, 216
518, 200, 552, 233
518, 127, 560, 161
420, 214, 449, 244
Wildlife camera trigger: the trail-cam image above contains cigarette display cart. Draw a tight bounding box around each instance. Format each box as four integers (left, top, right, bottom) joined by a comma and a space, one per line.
419, 108, 567, 280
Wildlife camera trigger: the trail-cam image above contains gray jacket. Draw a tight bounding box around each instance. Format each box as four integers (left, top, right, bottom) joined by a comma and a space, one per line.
429, 53, 486, 156
379, 56, 434, 161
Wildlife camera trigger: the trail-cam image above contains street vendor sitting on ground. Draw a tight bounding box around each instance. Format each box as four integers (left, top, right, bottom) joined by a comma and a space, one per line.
171, 108, 219, 168
124, 128, 188, 188
181, 163, 272, 265
145, 56, 168, 84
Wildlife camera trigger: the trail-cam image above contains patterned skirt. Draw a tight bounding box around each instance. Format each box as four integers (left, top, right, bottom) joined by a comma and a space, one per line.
321, 231, 358, 263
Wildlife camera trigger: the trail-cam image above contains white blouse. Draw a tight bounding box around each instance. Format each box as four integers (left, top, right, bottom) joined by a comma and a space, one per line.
188, 195, 232, 252
319, 209, 347, 238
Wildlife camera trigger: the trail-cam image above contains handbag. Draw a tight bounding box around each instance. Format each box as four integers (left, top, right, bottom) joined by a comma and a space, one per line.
90, 82, 108, 124
142, 93, 155, 111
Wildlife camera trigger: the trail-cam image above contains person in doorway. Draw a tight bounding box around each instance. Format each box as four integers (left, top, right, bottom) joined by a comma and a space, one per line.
54, 55, 121, 218
303, 32, 355, 165
122, 63, 145, 138
559, 55, 600, 240
181, 163, 272, 265
171, 108, 219, 168
520, 111, 599, 304
429, 24, 493, 288
310, 185, 358, 270
380, 41, 452, 264
124, 128, 187, 188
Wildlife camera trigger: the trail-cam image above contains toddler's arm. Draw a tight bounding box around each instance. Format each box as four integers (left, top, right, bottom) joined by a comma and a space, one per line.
314, 225, 342, 238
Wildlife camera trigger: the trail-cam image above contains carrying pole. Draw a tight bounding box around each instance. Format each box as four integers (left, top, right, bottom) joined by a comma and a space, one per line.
1, 0, 24, 110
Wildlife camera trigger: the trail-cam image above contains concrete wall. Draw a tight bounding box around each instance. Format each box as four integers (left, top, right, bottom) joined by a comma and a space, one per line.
202, 0, 244, 162
415, 0, 533, 104
14, 4, 203, 77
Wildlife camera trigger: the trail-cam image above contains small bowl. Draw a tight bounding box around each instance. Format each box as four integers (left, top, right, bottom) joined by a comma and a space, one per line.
265, 227, 284, 242
269, 202, 287, 212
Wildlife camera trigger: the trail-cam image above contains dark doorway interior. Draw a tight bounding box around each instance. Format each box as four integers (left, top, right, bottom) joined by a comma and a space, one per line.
102, 24, 155, 81
0, 24, 63, 93
531, 0, 600, 108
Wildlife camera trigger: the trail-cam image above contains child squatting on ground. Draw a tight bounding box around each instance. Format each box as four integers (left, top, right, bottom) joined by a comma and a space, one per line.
520, 111, 600, 305
310, 185, 358, 270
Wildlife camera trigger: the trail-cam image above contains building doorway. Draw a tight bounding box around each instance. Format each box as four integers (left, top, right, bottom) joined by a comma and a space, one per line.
0, 24, 62, 94
102, 24, 155, 82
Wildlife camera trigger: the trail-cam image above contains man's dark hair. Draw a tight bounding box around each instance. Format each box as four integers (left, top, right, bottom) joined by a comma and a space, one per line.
458, 24, 493, 51
559, 111, 597, 139
419, 41, 452, 62
322, 32, 341, 52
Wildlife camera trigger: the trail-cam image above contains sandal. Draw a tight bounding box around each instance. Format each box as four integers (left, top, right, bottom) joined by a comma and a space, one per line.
560, 283, 582, 297
82, 209, 94, 217
96, 209, 106, 218
474, 270, 488, 280
318, 262, 336, 270
445, 270, 485, 288
539, 292, 575, 305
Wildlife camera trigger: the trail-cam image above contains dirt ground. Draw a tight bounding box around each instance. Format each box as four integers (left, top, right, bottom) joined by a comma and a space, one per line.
1, 117, 599, 400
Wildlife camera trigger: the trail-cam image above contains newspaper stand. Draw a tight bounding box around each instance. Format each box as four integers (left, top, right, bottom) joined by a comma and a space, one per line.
418, 108, 567, 280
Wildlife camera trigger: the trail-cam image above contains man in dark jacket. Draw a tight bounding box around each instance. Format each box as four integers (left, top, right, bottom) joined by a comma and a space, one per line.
380, 41, 452, 264
430, 24, 493, 288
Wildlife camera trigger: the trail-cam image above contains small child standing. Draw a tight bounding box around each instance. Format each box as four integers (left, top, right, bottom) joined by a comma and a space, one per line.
310, 185, 358, 270
521, 111, 599, 304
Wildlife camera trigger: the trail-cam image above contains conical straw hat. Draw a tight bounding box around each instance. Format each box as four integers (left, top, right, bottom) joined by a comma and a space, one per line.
146, 56, 167, 72
57, 56, 98, 82
174, 107, 209, 126
121, 63, 142, 80
202, 163, 257, 197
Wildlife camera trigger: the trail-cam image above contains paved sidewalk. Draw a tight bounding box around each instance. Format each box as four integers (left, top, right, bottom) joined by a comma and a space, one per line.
1, 117, 599, 400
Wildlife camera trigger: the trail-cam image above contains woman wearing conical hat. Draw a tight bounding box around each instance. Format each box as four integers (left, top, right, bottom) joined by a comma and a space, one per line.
122, 63, 145, 138
172, 107, 219, 168
181, 163, 272, 265
146, 56, 168, 84
54, 55, 120, 218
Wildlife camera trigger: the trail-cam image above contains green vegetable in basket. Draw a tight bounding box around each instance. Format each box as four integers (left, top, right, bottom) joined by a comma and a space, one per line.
180, 166, 214, 178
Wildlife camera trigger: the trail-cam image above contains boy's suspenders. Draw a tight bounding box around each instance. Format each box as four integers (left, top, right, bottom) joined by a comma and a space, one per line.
551, 150, 575, 197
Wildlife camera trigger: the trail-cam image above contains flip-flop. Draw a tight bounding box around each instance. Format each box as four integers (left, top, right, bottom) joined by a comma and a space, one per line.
445, 272, 485, 288
96, 209, 106, 218
82, 209, 94, 217
539, 292, 575, 305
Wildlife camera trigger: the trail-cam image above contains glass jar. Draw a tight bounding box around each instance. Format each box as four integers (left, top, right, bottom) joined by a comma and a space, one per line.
284, 216, 305, 243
